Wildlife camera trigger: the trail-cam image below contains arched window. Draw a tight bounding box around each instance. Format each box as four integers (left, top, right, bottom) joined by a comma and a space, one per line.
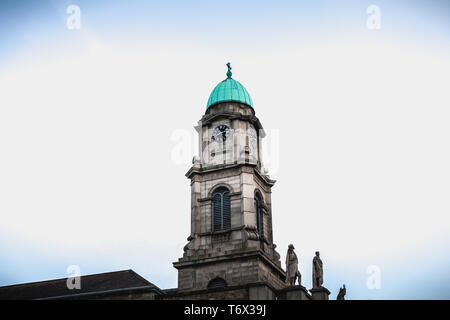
207, 277, 228, 289
255, 192, 264, 238
212, 187, 231, 232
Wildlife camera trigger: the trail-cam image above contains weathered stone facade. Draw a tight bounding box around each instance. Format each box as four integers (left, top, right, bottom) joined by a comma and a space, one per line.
170, 100, 287, 298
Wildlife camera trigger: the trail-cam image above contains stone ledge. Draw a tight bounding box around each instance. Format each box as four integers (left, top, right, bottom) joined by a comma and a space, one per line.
174, 249, 286, 282
157, 281, 278, 300
278, 285, 312, 300
309, 286, 331, 300
186, 163, 275, 186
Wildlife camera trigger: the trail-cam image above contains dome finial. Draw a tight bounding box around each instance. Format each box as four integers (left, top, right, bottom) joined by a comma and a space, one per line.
226, 62, 232, 78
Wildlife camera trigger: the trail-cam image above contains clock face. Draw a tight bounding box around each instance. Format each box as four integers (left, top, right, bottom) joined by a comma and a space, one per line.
212, 125, 230, 142
248, 129, 257, 149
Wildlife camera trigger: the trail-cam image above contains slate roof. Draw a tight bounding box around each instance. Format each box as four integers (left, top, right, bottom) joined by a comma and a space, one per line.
0, 269, 162, 300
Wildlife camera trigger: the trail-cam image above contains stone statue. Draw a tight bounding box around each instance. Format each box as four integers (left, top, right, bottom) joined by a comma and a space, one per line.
337, 284, 346, 300
312, 251, 323, 288
285, 244, 302, 286
226, 62, 232, 78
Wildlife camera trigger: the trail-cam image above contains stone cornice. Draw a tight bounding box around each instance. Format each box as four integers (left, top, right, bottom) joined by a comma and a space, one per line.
157, 281, 280, 299
173, 248, 286, 278
200, 112, 264, 133
186, 163, 276, 187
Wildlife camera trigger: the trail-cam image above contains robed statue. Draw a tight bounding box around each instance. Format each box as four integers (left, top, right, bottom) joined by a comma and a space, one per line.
312, 251, 324, 288
285, 244, 301, 286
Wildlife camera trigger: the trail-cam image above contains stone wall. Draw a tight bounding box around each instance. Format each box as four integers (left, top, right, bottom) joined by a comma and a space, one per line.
159, 282, 278, 300
177, 254, 261, 291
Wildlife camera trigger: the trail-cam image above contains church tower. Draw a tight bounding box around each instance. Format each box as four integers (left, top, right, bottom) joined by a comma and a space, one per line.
173, 64, 286, 297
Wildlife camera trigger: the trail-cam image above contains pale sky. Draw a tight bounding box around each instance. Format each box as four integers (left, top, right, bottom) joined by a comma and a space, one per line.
0, 0, 449, 299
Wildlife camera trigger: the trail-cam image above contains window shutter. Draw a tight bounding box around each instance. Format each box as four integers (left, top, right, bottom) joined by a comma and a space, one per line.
222, 190, 231, 230
213, 193, 222, 232
255, 194, 263, 238
256, 199, 261, 235
212, 187, 231, 233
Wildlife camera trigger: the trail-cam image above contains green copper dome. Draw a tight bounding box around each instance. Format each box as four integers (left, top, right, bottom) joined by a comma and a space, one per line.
206, 63, 254, 109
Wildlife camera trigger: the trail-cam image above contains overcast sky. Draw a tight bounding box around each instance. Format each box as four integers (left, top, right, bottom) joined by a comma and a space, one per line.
0, 0, 449, 299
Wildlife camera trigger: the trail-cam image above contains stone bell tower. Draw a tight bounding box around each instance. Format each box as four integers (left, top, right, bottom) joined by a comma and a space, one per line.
173, 63, 286, 297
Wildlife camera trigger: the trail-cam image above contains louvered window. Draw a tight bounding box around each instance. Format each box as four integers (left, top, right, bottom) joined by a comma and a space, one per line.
255, 193, 263, 237
212, 187, 231, 232
207, 277, 228, 289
